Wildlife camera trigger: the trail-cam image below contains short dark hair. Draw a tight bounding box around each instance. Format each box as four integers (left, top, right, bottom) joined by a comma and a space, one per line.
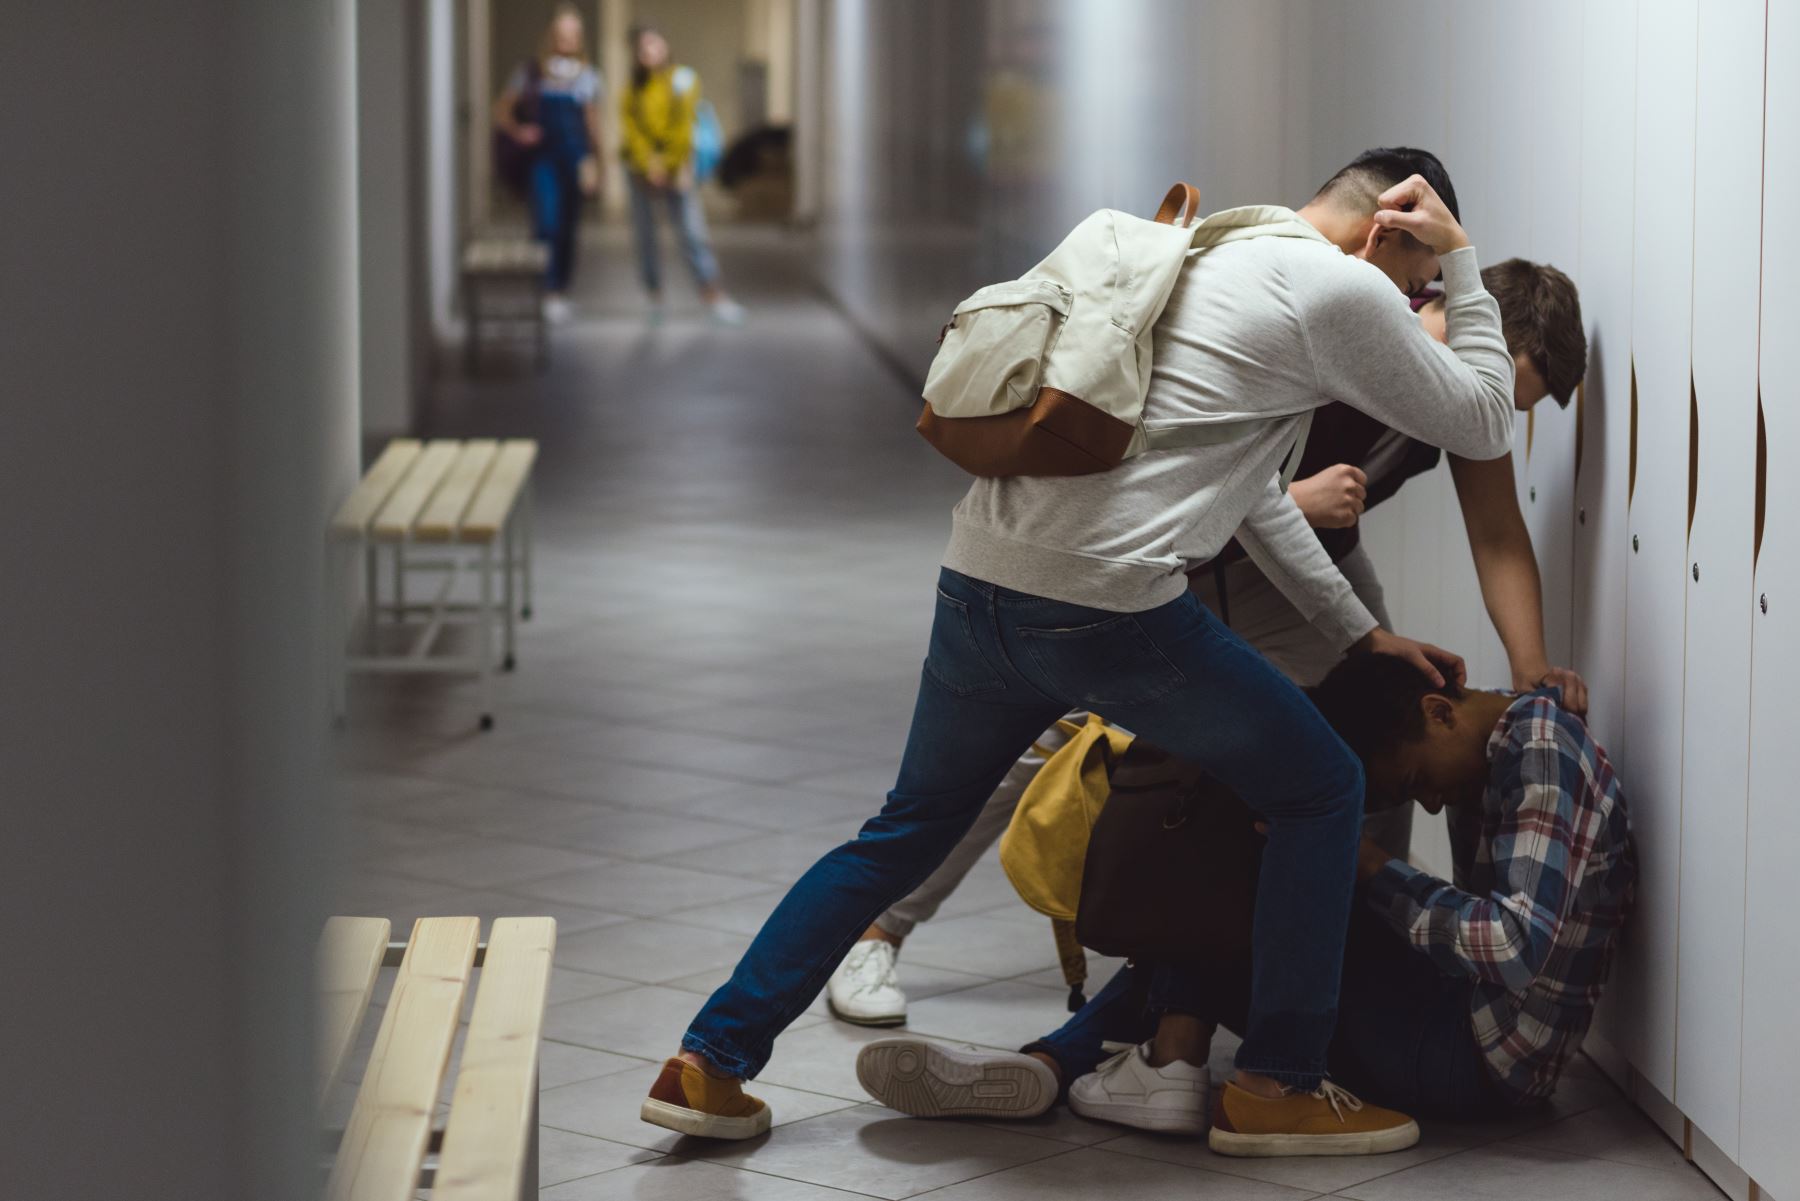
1315, 147, 1461, 224
1481, 259, 1587, 407
1310, 654, 1465, 770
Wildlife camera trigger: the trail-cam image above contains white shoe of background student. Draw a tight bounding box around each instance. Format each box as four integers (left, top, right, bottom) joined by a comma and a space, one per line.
544, 294, 573, 323
1067, 1041, 1210, 1135
826, 939, 907, 1026
707, 296, 746, 326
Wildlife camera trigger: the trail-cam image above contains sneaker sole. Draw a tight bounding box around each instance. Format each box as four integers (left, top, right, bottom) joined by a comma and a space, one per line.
1207, 1118, 1421, 1157
1068, 1091, 1208, 1135
856, 1038, 1056, 1119
827, 997, 907, 1028
639, 1097, 771, 1140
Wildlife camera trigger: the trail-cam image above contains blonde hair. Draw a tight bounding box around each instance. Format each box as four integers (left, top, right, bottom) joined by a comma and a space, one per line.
539, 3, 591, 68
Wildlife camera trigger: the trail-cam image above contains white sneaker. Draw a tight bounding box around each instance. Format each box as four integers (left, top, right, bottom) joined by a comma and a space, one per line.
543, 294, 573, 323
1067, 1041, 1210, 1135
857, 1038, 1057, 1119
826, 939, 907, 1026
707, 296, 746, 326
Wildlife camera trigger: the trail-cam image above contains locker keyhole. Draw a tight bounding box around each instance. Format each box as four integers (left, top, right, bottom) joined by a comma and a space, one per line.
1761, 593, 1769, 615
1578, 508, 1587, 525
1529, 486, 1537, 503
1633, 534, 1640, 553
1692, 563, 1700, 582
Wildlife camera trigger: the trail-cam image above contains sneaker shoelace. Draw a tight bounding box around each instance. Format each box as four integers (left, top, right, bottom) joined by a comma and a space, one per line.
1311, 1079, 1365, 1124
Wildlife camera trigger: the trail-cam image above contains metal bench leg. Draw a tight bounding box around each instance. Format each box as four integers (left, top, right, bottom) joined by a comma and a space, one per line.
363, 542, 379, 651
534, 279, 548, 372
464, 276, 480, 376
501, 521, 517, 671
520, 481, 535, 620
392, 541, 406, 623
478, 541, 495, 731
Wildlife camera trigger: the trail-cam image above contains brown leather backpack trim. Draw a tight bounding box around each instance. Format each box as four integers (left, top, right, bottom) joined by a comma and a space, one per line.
917, 387, 1136, 478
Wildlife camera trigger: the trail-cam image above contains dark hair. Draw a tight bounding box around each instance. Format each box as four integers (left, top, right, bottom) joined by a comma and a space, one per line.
1315, 146, 1461, 224
628, 22, 663, 89
1310, 654, 1464, 770
1481, 258, 1587, 407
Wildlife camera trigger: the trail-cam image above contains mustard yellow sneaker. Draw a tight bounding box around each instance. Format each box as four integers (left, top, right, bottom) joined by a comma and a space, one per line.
1207, 1079, 1419, 1157
639, 1057, 772, 1140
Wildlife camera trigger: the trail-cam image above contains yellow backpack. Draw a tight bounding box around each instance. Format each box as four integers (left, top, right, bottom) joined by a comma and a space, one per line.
998, 712, 1133, 1009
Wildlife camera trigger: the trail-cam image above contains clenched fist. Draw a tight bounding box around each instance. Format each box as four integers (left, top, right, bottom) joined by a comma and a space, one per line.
1291, 463, 1368, 529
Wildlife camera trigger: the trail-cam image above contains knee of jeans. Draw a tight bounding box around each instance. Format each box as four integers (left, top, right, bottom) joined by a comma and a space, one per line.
1307, 739, 1365, 824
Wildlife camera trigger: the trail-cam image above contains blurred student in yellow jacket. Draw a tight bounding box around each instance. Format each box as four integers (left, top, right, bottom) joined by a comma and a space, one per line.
620, 24, 742, 324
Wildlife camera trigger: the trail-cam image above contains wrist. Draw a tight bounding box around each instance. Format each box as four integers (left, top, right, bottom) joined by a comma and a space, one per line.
1510, 662, 1551, 690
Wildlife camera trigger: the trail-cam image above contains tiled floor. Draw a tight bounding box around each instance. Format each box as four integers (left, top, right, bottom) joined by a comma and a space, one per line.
332, 227, 1722, 1200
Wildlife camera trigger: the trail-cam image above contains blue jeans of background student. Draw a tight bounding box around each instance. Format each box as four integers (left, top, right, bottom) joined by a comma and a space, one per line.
682, 567, 1365, 1089
529, 156, 582, 292
1026, 908, 1513, 1119
627, 172, 720, 294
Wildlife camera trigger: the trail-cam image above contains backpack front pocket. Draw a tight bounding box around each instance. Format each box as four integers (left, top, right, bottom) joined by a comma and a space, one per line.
922, 280, 1071, 418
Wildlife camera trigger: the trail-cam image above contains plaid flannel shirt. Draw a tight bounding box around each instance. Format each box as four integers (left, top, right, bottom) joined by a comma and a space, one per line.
1364, 689, 1637, 1103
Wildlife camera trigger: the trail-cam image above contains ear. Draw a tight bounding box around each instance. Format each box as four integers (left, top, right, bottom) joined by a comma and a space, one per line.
1421, 693, 1457, 731
1356, 218, 1387, 260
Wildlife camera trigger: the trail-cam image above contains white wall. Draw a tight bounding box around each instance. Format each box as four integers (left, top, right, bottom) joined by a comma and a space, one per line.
813, 1, 1790, 1192
0, 0, 358, 1198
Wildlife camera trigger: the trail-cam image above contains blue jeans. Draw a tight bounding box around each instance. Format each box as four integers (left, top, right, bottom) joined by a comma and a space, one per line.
682, 568, 1364, 1088
529, 155, 582, 292
627, 172, 720, 294
1028, 908, 1512, 1119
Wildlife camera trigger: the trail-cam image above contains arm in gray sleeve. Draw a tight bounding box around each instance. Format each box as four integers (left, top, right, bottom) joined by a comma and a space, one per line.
1297, 247, 1516, 461
1234, 474, 1379, 652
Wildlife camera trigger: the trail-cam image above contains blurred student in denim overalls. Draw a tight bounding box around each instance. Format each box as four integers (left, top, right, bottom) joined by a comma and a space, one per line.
492, 3, 603, 322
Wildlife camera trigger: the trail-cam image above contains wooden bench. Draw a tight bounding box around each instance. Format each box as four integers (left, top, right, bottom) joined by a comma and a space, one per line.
329, 438, 539, 730
317, 915, 557, 1201
462, 239, 550, 374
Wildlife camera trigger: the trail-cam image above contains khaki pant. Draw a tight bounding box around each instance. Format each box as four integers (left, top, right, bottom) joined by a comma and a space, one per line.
873, 544, 1409, 941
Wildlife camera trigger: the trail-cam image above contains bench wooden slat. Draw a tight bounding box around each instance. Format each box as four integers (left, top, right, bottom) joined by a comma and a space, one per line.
372, 439, 461, 543
331, 441, 422, 539
433, 917, 557, 1201
326, 916, 480, 1201
415, 440, 500, 543
316, 916, 394, 1107
459, 440, 538, 544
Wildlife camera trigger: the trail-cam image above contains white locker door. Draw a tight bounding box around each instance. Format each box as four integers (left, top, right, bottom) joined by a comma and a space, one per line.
1573, 0, 1639, 1062
1614, 0, 1699, 1099
1674, 0, 1765, 1158
1521, 0, 1583, 676
1571, 0, 1637, 766
1740, 2, 1800, 1193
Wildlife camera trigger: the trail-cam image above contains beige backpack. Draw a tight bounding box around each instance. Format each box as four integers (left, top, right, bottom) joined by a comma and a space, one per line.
917, 186, 1320, 480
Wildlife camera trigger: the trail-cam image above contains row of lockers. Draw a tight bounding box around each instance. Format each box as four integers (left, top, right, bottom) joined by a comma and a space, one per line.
1350, 0, 1795, 1194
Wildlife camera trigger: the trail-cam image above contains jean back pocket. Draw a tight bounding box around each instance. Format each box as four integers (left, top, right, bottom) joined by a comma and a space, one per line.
1019, 614, 1186, 709
923, 589, 1007, 697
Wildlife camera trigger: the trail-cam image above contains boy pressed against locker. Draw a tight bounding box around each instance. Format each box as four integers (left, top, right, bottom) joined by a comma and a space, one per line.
858, 655, 1635, 1151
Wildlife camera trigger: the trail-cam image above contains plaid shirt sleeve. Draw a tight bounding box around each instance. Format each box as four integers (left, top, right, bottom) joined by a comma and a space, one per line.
1364, 702, 1580, 992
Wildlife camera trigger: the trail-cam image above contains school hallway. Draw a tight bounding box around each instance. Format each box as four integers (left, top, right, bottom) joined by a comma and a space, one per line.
325, 228, 1720, 1201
